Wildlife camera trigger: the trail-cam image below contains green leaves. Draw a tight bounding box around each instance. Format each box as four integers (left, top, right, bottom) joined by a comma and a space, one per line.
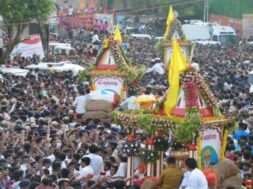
174, 121, 201, 143
0, 0, 55, 23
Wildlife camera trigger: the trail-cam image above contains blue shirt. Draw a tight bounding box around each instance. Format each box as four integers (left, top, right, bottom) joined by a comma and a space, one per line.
234, 130, 249, 141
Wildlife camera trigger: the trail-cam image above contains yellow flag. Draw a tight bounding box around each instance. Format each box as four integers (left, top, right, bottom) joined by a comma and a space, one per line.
103, 38, 109, 49
164, 39, 188, 116
114, 24, 122, 44
167, 6, 175, 27
164, 6, 175, 38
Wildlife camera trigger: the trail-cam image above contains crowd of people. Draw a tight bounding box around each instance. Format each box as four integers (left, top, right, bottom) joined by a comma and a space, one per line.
0, 19, 253, 188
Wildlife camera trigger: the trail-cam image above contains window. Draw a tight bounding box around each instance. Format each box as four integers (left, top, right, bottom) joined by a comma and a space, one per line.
212, 35, 218, 41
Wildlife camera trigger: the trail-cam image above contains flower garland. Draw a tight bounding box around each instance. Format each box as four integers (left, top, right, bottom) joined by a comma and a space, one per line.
220, 129, 228, 160
128, 82, 142, 96
142, 149, 159, 163
197, 134, 202, 169
184, 82, 199, 108
182, 75, 202, 121
180, 70, 221, 118
114, 111, 173, 130
88, 70, 127, 77
122, 141, 141, 156
154, 136, 169, 151
164, 18, 186, 42
91, 37, 146, 86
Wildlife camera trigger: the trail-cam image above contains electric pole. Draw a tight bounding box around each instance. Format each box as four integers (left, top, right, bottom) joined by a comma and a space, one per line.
203, 0, 209, 22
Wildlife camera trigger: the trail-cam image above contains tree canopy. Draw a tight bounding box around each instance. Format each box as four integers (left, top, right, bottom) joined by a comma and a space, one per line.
209, 0, 253, 19
0, 0, 55, 63
0, 0, 55, 23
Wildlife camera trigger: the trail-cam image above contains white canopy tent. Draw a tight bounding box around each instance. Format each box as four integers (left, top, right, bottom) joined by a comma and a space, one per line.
0, 67, 29, 77
26, 61, 85, 76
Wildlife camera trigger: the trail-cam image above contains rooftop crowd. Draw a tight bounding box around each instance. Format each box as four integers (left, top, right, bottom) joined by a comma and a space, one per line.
0, 20, 253, 188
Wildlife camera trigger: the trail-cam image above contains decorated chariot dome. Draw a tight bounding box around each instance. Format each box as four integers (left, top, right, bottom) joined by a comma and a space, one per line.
114, 7, 236, 188
88, 25, 145, 101
171, 66, 220, 118
162, 6, 192, 74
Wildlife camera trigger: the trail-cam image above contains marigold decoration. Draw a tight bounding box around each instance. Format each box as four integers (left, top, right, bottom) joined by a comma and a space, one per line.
197, 134, 202, 169
220, 129, 228, 160
122, 141, 141, 156
142, 149, 159, 163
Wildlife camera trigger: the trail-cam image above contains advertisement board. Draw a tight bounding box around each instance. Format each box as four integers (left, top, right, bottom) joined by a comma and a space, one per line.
10, 34, 45, 60
94, 76, 123, 95
200, 128, 222, 168
59, 13, 94, 29
94, 14, 114, 32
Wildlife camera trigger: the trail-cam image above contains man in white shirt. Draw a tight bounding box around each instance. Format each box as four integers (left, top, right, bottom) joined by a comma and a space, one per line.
83, 145, 104, 179
73, 89, 90, 117
79, 157, 94, 180
120, 96, 140, 110
181, 158, 208, 189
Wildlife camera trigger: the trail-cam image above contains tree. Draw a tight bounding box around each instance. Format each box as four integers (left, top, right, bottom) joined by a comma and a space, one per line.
0, 0, 54, 63
209, 0, 253, 18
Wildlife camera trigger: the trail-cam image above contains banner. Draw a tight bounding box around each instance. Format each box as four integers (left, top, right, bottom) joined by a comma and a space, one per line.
59, 13, 94, 29
94, 76, 123, 95
57, 13, 113, 31
10, 34, 45, 60
200, 128, 221, 168
94, 14, 114, 32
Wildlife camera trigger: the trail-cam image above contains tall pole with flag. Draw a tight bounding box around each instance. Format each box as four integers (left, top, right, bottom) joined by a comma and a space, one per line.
114, 24, 122, 45
164, 6, 175, 73
164, 39, 188, 116
164, 6, 175, 40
